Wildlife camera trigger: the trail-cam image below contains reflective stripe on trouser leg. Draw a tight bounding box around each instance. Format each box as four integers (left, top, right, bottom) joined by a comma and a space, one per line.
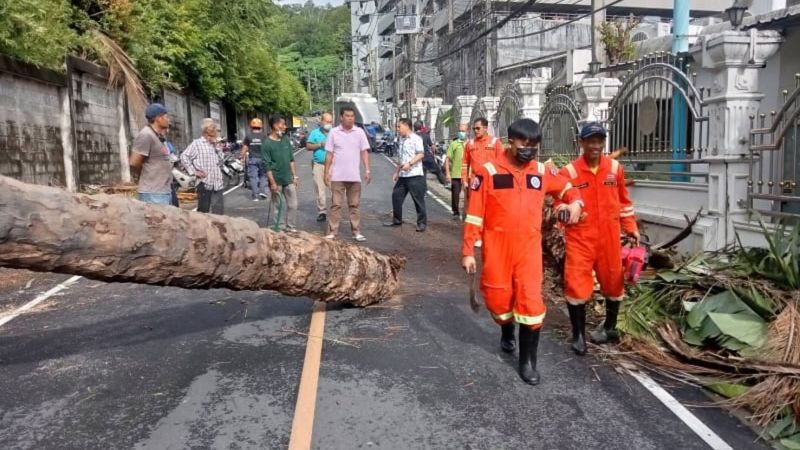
480, 231, 515, 325
511, 232, 546, 328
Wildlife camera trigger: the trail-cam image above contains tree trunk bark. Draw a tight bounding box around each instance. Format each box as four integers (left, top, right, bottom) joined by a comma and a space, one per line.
0, 176, 404, 306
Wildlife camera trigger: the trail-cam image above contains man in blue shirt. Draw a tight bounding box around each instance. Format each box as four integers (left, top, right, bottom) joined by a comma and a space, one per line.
306, 112, 333, 222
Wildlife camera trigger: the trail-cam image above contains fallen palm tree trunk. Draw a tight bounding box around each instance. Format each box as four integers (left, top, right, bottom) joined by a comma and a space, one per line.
0, 175, 404, 306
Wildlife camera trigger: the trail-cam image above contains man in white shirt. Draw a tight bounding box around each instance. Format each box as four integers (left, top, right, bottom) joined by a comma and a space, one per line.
384, 118, 427, 232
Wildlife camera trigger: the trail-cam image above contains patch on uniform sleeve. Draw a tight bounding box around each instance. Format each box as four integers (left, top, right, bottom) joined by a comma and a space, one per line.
471, 175, 483, 191
549, 167, 558, 176
526, 174, 542, 190
492, 174, 514, 189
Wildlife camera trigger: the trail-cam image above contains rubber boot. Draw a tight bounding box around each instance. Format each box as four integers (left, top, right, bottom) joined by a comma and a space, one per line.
567, 303, 587, 356
500, 322, 516, 353
518, 326, 541, 385
591, 300, 622, 343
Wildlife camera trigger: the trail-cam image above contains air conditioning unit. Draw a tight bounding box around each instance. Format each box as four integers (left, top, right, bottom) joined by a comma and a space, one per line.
395, 15, 420, 34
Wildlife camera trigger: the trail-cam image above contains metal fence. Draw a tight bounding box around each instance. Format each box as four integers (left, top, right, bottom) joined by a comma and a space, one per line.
749, 74, 800, 220
539, 85, 581, 163
608, 52, 709, 182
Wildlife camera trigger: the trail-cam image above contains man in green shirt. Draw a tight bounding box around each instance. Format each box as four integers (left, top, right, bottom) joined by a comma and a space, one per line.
445, 123, 468, 217
262, 116, 299, 231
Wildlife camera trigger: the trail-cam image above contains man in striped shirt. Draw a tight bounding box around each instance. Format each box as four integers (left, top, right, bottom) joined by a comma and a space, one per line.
181, 118, 225, 214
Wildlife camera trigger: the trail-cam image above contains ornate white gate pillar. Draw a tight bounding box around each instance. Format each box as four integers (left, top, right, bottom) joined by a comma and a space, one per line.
570, 77, 621, 125
691, 30, 782, 248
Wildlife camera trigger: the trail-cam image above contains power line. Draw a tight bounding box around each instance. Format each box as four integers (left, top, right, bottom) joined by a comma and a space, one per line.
495, 0, 625, 40
409, 0, 539, 64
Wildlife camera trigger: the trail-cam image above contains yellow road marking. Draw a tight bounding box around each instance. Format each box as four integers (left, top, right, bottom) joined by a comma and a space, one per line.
288, 301, 327, 450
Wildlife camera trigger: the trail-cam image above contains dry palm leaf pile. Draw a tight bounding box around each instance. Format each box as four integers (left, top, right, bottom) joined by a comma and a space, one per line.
606, 220, 800, 449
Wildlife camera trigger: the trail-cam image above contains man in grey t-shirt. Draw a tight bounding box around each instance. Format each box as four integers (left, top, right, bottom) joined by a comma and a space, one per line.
130, 103, 173, 205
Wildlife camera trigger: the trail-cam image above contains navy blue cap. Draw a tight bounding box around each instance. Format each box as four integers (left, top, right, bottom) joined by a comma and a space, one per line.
145, 103, 169, 121
579, 122, 607, 139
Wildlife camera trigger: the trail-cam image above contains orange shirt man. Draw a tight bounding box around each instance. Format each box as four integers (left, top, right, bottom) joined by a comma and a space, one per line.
462, 118, 583, 386
460, 117, 505, 183
555, 122, 639, 356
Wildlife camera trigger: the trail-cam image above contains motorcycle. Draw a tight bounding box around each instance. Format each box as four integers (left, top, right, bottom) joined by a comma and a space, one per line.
169, 153, 196, 190
220, 150, 245, 188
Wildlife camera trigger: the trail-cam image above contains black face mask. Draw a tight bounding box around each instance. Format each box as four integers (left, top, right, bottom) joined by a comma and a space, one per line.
515, 146, 538, 163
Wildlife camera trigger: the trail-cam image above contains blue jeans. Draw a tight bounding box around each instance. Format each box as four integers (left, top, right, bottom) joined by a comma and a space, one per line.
247, 159, 268, 198
138, 193, 173, 205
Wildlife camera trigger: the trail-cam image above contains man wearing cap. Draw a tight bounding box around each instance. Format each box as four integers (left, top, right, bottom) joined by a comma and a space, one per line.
130, 103, 174, 205
555, 122, 639, 355
241, 118, 269, 201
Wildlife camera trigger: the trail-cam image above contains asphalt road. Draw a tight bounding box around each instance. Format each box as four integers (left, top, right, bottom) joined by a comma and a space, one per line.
0, 150, 768, 450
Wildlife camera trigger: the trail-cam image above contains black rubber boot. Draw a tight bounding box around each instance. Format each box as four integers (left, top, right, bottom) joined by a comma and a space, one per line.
605, 300, 621, 331
500, 322, 516, 353
567, 303, 587, 356
518, 326, 541, 385
591, 300, 622, 343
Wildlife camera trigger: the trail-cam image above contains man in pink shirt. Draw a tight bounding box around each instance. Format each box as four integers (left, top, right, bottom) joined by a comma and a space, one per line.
324, 107, 372, 241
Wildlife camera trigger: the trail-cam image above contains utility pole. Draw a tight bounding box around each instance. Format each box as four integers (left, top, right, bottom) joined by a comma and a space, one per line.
448, 0, 454, 33
484, 0, 492, 96
671, 0, 689, 180
590, 0, 606, 75
306, 73, 312, 112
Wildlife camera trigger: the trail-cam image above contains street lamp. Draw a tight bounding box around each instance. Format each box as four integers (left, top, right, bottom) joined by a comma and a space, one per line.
726, 0, 748, 31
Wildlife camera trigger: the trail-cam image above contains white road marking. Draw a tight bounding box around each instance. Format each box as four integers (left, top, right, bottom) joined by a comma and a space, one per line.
627, 370, 734, 450
0, 276, 82, 328
380, 153, 453, 214
0, 184, 245, 329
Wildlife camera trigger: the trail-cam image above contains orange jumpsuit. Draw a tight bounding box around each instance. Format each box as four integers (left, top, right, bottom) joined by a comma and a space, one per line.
557, 155, 638, 303
461, 135, 505, 181
463, 152, 581, 328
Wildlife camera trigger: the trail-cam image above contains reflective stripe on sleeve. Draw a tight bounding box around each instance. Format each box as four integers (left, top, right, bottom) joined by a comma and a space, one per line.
565, 163, 578, 179
465, 214, 484, 226
514, 312, 546, 326
483, 162, 497, 175
537, 162, 545, 174
558, 182, 573, 199
620, 211, 635, 217
611, 159, 620, 173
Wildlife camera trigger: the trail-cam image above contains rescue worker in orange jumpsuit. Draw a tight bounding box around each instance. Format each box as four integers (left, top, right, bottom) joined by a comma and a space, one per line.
555, 122, 639, 355
461, 118, 505, 215
462, 118, 583, 385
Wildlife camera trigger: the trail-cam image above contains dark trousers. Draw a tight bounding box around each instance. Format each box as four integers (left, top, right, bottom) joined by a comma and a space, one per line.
450, 178, 462, 215
392, 175, 427, 226
197, 182, 224, 214
247, 158, 268, 198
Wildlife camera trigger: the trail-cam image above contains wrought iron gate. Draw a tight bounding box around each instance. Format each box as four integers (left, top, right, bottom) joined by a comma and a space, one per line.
749, 75, 800, 219
607, 52, 709, 181
539, 85, 581, 162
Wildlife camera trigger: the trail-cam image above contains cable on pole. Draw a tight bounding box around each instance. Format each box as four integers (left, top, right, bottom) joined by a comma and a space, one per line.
495, 0, 625, 40
409, 0, 539, 64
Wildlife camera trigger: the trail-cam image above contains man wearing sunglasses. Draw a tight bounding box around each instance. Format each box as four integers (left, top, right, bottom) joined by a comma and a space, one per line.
461, 118, 504, 212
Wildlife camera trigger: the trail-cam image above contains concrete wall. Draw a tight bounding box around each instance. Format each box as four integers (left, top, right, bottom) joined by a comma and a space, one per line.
0, 60, 67, 188
70, 67, 123, 187
162, 89, 189, 152
189, 97, 208, 139
0, 55, 252, 191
